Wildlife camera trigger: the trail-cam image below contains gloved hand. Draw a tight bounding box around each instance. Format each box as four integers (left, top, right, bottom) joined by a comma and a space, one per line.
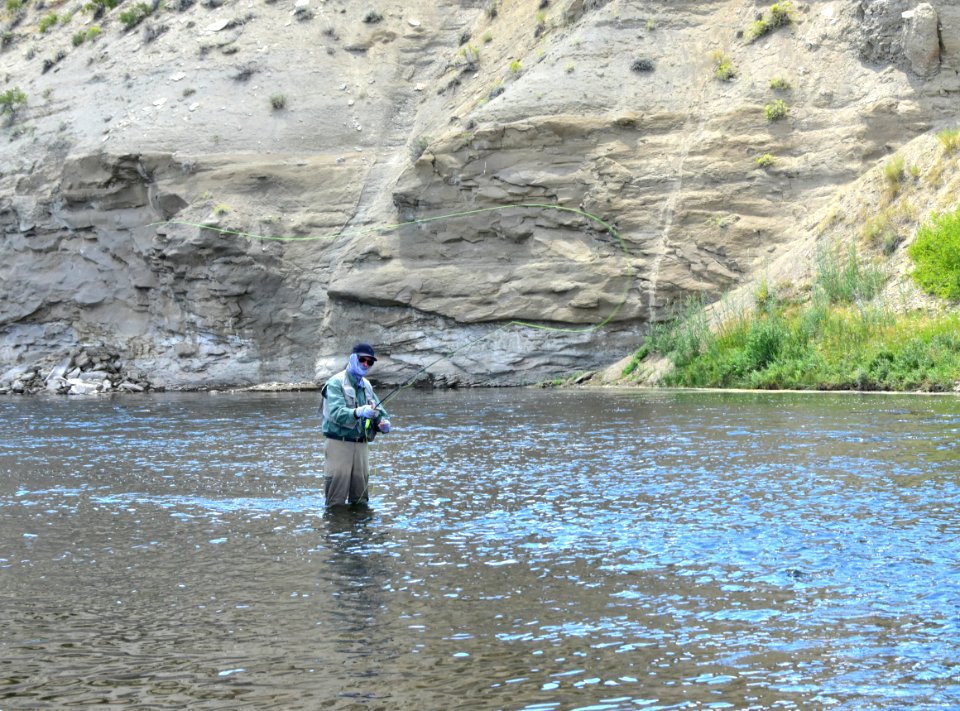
378, 419, 391, 433
355, 404, 377, 419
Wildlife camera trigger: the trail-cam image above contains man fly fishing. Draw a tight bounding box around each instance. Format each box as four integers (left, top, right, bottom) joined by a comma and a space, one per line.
320, 342, 392, 507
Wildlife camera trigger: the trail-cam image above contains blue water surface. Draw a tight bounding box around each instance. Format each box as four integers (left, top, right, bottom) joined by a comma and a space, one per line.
0, 388, 958, 710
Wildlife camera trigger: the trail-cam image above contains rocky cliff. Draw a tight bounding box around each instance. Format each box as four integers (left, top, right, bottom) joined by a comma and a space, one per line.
1, 0, 958, 392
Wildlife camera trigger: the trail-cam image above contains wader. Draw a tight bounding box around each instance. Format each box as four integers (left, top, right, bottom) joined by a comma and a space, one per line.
323, 437, 370, 506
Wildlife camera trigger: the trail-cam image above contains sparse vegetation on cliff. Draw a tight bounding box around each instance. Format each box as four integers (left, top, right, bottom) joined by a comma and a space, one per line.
769, 76, 791, 91
936, 127, 960, 154
0, 87, 27, 117
712, 51, 736, 81
755, 153, 776, 168
748, 2, 794, 43
764, 99, 788, 121
119, 2, 152, 30
37, 11, 57, 32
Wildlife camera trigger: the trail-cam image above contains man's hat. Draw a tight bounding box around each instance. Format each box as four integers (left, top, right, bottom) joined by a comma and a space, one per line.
351, 342, 377, 361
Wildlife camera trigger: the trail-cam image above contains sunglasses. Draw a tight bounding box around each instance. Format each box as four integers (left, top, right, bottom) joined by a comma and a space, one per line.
357, 356, 376, 366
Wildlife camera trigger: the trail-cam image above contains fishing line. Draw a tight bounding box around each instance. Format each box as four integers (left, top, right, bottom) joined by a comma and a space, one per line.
153, 202, 635, 402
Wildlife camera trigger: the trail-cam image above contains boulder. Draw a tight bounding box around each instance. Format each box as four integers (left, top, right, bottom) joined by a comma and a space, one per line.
903, 4, 940, 76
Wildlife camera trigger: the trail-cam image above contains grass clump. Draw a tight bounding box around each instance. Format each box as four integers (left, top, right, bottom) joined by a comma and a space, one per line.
862, 212, 901, 255
769, 75, 791, 91
814, 243, 886, 305
38, 11, 58, 32
630, 57, 655, 72
883, 155, 905, 185
711, 50, 736, 81
936, 127, 960, 155
509, 58, 522, 74
118, 2, 152, 29
83, 0, 119, 14
458, 43, 480, 67
410, 135, 430, 161
764, 99, 788, 121
881, 155, 906, 203
909, 205, 960, 300
269, 94, 285, 110
627, 243, 960, 391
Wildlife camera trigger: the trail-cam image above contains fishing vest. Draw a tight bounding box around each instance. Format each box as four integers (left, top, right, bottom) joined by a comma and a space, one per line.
321, 370, 377, 439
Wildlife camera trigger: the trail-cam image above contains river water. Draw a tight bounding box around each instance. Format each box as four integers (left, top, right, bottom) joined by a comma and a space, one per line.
1, 388, 959, 710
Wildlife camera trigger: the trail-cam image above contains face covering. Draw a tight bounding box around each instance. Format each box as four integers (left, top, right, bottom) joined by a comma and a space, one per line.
347, 353, 369, 379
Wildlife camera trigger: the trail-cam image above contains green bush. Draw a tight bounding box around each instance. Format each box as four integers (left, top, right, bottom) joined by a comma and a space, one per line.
83, 0, 118, 12
0, 87, 27, 115
630, 57, 655, 72
743, 314, 788, 370
119, 2, 152, 29
748, 2, 793, 42
72, 30, 86, 45
712, 51, 736, 81
764, 99, 788, 121
38, 11, 58, 32
909, 206, 960, 300
749, 18, 770, 41
755, 153, 776, 168
770, 2, 793, 27
458, 43, 480, 66
270, 94, 286, 110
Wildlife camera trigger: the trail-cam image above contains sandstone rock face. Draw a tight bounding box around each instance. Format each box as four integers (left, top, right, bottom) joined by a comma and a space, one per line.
2, 0, 960, 391
903, 3, 941, 76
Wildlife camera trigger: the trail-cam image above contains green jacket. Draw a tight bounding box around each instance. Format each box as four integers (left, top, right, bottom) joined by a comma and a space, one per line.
321, 370, 389, 441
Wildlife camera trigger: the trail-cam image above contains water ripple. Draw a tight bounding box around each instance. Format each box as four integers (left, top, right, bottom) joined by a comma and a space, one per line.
1, 390, 959, 709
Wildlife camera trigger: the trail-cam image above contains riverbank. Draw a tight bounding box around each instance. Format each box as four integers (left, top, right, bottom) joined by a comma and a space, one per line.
0, 346, 323, 396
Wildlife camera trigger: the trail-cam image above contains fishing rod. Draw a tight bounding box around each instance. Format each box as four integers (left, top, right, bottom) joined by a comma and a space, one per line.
154, 201, 635, 403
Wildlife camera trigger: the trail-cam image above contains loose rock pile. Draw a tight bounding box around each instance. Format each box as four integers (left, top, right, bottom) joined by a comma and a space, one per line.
0, 347, 153, 396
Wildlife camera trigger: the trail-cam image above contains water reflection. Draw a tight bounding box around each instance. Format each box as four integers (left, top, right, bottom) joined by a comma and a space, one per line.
1, 390, 959, 709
